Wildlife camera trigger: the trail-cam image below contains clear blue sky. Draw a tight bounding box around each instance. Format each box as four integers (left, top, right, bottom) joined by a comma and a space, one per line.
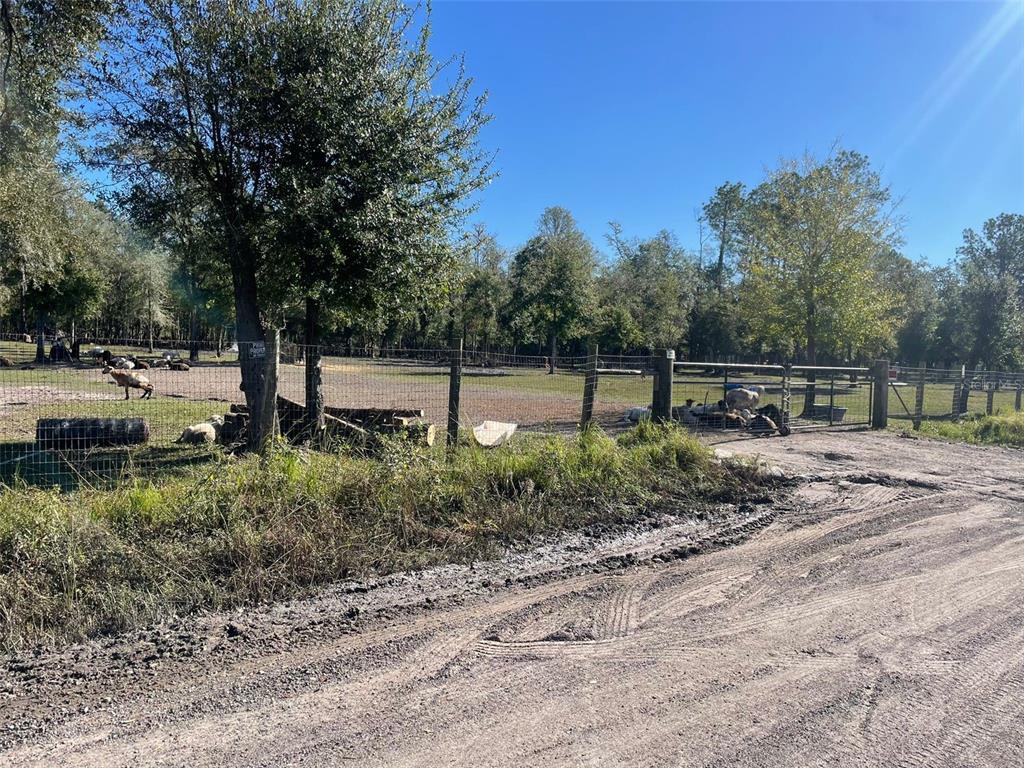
428, 1, 1024, 265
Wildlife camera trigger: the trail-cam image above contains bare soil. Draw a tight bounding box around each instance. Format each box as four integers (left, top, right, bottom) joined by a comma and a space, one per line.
2, 430, 1023, 767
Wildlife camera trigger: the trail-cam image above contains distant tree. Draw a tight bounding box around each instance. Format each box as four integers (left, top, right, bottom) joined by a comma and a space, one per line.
873, 251, 940, 365
956, 214, 1024, 369
687, 289, 739, 361
507, 207, 596, 370
702, 182, 745, 293
601, 224, 698, 351
738, 150, 899, 413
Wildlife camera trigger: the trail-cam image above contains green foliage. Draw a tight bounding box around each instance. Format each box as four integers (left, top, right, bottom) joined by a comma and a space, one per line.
916, 412, 1024, 448
737, 149, 900, 363
0, 425, 767, 650
507, 207, 596, 354
955, 214, 1024, 369
702, 181, 746, 292
599, 225, 698, 351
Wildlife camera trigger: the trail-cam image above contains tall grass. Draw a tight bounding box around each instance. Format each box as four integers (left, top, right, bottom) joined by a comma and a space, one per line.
915, 411, 1024, 448
0, 425, 768, 652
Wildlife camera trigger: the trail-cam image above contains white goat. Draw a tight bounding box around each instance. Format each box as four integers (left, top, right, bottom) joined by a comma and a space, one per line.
725, 385, 765, 411
176, 415, 225, 444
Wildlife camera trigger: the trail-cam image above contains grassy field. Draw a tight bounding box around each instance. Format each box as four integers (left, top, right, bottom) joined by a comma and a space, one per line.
0, 424, 778, 651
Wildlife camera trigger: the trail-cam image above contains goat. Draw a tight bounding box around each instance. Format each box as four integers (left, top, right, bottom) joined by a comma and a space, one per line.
99, 350, 134, 369
176, 415, 224, 444
169, 360, 190, 372
128, 356, 151, 370
103, 366, 154, 399
725, 385, 765, 411
0, 356, 12, 367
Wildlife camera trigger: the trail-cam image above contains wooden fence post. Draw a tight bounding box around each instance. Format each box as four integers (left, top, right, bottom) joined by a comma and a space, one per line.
652, 349, 675, 423
580, 344, 598, 430
257, 328, 280, 453
1016, 377, 1022, 412
446, 338, 463, 450
986, 386, 995, 416
871, 359, 889, 429
913, 363, 926, 431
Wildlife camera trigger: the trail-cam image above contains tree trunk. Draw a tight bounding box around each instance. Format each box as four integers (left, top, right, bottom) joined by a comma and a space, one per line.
801, 333, 817, 417
231, 258, 269, 451
35, 311, 45, 363
257, 328, 280, 453
716, 240, 725, 293
147, 294, 155, 353
304, 296, 324, 439
188, 310, 200, 361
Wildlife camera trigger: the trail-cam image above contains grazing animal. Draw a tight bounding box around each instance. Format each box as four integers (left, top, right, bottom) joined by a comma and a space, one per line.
626, 406, 651, 423
725, 385, 765, 411
0, 356, 12, 367
103, 366, 154, 399
176, 415, 224, 444
99, 350, 134, 369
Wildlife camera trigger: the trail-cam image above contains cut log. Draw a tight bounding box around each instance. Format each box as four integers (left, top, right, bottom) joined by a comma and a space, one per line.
37, 418, 149, 449
323, 413, 369, 440
324, 406, 425, 424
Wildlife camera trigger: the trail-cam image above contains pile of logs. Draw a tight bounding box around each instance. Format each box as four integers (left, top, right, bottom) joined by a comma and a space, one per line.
220, 396, 436, 447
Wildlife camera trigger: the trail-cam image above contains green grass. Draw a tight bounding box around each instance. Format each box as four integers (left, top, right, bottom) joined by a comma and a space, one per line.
911, 412, 1024, 448
0, 424, 776, 651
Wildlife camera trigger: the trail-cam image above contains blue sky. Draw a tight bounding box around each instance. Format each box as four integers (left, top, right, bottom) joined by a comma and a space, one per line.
428, 1, 1024, 265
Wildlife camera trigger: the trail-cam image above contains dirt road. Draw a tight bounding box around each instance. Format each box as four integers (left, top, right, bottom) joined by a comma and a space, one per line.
3, 431, 1023, 767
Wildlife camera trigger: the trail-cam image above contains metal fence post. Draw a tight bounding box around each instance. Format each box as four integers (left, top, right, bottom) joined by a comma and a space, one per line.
580, 343, 598, 430
652, 349, 675, 423
828, 370, 836, 426
870, 359, 889, 429
446, 338, 463, 450
782, 364, 792, 426
913, 363, 926, 431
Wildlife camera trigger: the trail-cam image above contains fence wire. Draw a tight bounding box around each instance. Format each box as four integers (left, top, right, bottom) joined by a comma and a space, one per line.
2, 333, 1022, 490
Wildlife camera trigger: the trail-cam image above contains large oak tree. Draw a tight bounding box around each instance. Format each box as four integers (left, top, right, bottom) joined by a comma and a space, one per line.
92, 0, 491, 447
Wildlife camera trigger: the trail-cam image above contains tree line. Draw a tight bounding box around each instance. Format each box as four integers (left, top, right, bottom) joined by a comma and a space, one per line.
2, 0, 1022, 449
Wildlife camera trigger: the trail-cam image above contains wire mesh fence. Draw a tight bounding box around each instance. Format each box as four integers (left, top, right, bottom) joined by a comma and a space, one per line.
2, 332, 1021, 490
888, 365, 1024, 424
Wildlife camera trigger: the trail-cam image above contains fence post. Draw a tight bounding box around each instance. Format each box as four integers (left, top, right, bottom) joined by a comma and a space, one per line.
986, 386, 995, 416
446, 338, 463, 450
580, 343, 598, 430
870, 359, 889, 429
913, 363, 926, 431
652, 349, 675, 423
782, 364, 792, 426
828, 370, 836, 426
1016, 377, 1022, 412
955, 365, 969, 416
